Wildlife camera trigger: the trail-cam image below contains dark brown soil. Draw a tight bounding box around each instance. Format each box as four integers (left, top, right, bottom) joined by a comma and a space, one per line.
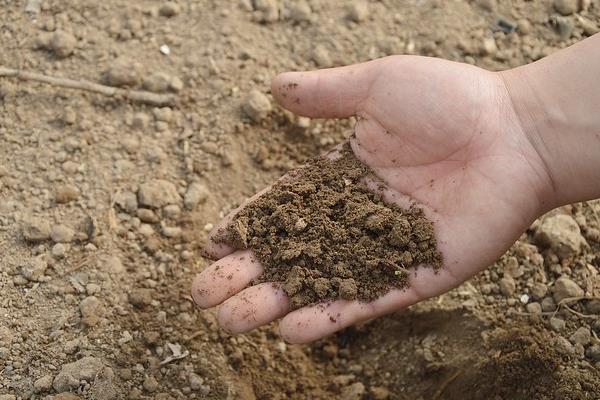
216, 143, 443, 309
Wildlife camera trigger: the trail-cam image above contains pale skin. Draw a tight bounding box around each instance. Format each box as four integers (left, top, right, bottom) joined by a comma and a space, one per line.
192, 33, 600, 343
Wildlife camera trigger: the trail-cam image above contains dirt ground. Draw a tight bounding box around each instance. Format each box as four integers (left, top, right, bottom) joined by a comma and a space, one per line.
1, 0, 600, 399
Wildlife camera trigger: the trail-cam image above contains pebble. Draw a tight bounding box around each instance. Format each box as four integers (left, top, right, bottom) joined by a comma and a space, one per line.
129, 288, 153, 307
55, 184, 80, 204
22, 217, 51, 242
341, 382, 365, 400
105, 59, 140, 87
105, 255, 125, 274
163, 204, 180, 219
159, 2, 180, 17
143, 72, 173, 93
115, 191, 138, 214
189, 373, 204, 391
517, 18, 532, 34
288, 1, 311, 22
347, 2, 369, 23
312, 45, 333, 68
161, 224, 182, 238
549, 317, 566, 332
138, 180, 181, 209
504, 256, 523, 278
52, 243, 67, 258
253, 0, 279, 22
51, 224, 75, 243
586, 299, 600, 314
21, 256, 47, 281
530, 283, 548, 300
159, 44, 171, 55
143, 375, 159, 392
540, 296, 556, 312
153, 107, 173, 122
535, 214, 586, 259
579, 17, 599, 36
49, 30, 76, 58
554, 336, 575, 356
525, 302, 542, 314
554, 0, 578, 15
555, 16, 574, 41
79, 296, 104, 327
480, 37, 497, 56
586, 344, 600, 362
569, 326, 591, 346
498, 276, 516, 296
137, 208, 160, 224
34, 374, 53, 392
184, 182, 209, 210
53, 356, 104, 392
553, 276, 584, 303
370, 386, 391, 400
243, 89, 272, 122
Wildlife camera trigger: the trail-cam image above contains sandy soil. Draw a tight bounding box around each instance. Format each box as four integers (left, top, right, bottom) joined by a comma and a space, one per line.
1, 1, 599, 399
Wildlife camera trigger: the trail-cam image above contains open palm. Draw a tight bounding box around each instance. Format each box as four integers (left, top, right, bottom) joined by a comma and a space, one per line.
192, 56, 554, 343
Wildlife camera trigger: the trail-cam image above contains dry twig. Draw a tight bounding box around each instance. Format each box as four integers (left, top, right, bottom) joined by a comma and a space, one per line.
0, 67, 175, 106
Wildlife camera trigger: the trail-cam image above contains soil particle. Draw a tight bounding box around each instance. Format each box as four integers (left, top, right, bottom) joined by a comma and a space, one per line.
287, 1, 312, 23
20, 255, 47, 281
340, 382, 365, 400
586, 344, 600, 362
137, 208, 159, 223
51, 224, 75, 243
129, 288, 153, 307
159, 2, 181, 17
498, 275, 516, 296
53, 356, 104, 392
143, 375, 159, 392
525, 302, 542, 314
370, 386, 391, 400
253, 0, 280, 23
552, 276, 584, 302
138, 180, 180, 209
242, 89, 272, 123
534, 214, 587, 259
347, 2, 369, 23
55, 184, 80, 204
142, 72, 175, 93
550, 317, 566, 332
22, 217, 51, 242
49, 30, 77, 58
79, 296, 105, 327
554, 0, 578, 15
586, 299, 600, 314
105, 59, 140, 87
184, 182, 209, 210
569, 326, 591, 346
217, 144, 442, 309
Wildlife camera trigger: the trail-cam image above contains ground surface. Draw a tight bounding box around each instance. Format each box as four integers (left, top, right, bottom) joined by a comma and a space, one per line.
1, 0, 600, 399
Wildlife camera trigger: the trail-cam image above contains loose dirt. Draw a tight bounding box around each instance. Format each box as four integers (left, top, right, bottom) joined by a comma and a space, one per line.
217, 144, 442, 309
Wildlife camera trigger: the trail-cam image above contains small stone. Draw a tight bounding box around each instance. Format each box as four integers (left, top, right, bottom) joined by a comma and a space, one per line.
341, 382, 366, 400
555, 16, 575, 40
184, 182, 209, 210
312, 45, 333, 68
79, 296, 104, 327
243, 89, 272, 122
481, 37, 497, 56
586, 299, 600, 314
579, 17, 599, 36
517, 18, 532, 34
499, 276, 516, 296
115, 191, 138, 214
53, 356, 104, 392
163, 204, 180, 219
106, 255, 125, 274
347, 2, 369, 23
21, 256, 47, 281
106, 59, 139, 87
549, 317, 566, 332
169, 76, 184, 92
569, 326, 591, 346
553, 276, 584, 303
138, 180, 181, 209
129, 288, 153, 307
535, 215, 586, 259
585, 344, 600, 362
504, 256, 523, 278
189, 373, 204, 391
143, 375, 159, 392
139, 224, 155, 237
137, 208, 160, 223
86, 283, 101, 295
339, 278, 357, 300
51, 224, 75, 243
143, 72, 172, 93
49, 30, 76, 58
530, 283, 548, 300
34, 374, 53, 392
370, 386, 391, 400
153, 107, 173, 122
554, 336, 575, 356
52, 243, 67, 258
554, 0, 578, 15
55, 184, 80, 203
541, 296, 556, 312
159, 2, 180, 17
159, 44, 170, 55
525, 302, 542, 314
253, 0, 279, 22
288, 1, 311, 22
22, 217, 51, 242
161, 224, 181, 238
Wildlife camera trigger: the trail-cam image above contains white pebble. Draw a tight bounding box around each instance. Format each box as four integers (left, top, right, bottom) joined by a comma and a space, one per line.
160, 44, 171, 55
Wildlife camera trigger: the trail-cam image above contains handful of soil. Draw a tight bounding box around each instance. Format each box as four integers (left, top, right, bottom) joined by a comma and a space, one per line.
216, 144, 443, 309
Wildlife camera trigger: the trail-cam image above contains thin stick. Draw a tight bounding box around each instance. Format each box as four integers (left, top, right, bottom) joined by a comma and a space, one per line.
0, 67, 176, 107
432, 370, 462, 400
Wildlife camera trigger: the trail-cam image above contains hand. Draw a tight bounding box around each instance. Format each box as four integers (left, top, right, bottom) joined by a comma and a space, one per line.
191, 55, 555, 343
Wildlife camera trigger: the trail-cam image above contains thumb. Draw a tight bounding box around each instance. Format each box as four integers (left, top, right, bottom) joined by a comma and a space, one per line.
271, 60, 380, 119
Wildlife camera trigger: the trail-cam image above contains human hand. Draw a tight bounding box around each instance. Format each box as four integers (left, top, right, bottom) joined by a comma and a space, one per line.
191, 55, 555, 343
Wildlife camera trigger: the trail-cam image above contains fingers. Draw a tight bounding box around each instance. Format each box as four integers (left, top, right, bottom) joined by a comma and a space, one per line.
218, 283, 290, 334
279, 267, 460, 343
271, 60, 381, 119
191, 250, 263, 308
